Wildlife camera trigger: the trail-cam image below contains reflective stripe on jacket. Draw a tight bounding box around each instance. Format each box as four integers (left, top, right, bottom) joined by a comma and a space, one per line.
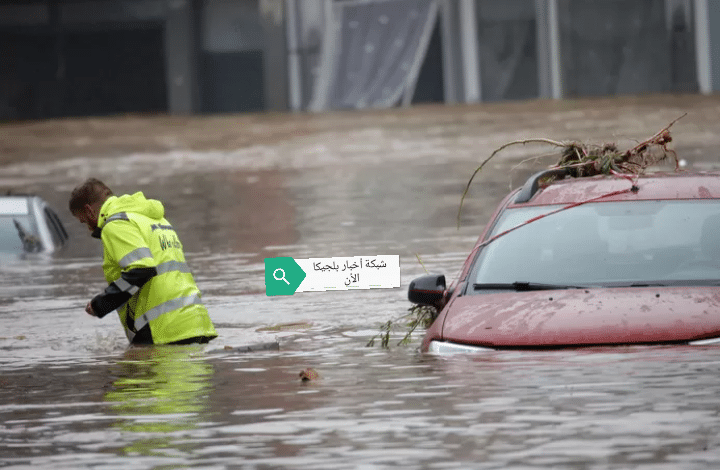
97, 193, 217, 344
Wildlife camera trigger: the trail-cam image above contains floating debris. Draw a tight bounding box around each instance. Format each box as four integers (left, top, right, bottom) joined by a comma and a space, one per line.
368, 253, 439, 349
256, 322, 312, 332
366, 304, 437, 348
299, 368, 319, 382
457, 113, 687, 228
208, 342, 280, 354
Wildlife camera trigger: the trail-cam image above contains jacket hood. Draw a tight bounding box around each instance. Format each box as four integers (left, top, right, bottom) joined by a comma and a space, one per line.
98, 192, 165, 227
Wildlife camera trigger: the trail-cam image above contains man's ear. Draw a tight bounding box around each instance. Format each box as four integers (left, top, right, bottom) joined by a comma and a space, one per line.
84, 203, 95, 217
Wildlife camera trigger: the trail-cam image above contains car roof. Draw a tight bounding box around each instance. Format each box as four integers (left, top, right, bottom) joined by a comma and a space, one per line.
508, 171, 720, 207
0, 195, 34, 215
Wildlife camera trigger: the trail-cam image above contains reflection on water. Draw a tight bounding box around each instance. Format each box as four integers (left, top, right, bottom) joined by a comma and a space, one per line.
4, 344, 720, 468
106, 346, 214, 446
2, 97, 720, 468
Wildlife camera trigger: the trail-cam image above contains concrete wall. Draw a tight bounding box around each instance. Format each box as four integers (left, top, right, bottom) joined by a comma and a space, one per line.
0, 0, 276, 119
1, 0, 718, 120
476, 0, 538, 101
200, 0, 266, 113
0, 0, 170, 120
558, 0, 672, 97
165, 0, 199, 115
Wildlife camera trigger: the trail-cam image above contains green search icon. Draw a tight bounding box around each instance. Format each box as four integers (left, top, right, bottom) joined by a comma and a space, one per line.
264, 257, 306, 296
273, 268, 290, 285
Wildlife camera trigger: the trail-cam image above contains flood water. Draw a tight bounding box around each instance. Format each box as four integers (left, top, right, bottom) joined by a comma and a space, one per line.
3, 96, 720, 468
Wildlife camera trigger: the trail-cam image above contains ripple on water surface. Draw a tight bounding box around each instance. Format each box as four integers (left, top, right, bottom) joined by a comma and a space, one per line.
4, 99, 720, 468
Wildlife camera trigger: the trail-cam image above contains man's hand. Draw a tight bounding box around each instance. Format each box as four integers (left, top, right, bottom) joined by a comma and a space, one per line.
85, 301, 96, 317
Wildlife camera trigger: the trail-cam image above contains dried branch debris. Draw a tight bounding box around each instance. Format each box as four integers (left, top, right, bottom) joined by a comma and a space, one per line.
366, 304, 437, 348
457, 114, 687, 228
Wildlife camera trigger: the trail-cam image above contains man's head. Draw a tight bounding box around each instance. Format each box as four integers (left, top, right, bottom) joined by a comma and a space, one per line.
69, 178, 113, 232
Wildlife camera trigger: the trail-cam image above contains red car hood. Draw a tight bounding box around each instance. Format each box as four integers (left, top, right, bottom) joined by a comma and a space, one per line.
440, 287, 720, 347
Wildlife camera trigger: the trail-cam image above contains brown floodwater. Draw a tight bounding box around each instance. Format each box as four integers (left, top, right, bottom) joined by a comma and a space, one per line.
2, 96, 720, 468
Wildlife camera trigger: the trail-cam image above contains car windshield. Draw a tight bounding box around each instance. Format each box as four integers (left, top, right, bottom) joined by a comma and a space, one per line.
0, 215, 39, 253
470, 200, 720, 289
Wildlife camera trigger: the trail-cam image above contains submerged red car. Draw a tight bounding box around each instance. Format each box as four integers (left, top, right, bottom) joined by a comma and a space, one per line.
410, 170, 720, 354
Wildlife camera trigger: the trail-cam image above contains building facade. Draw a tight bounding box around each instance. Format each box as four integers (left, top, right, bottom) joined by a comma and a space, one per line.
0, 0, 718, 120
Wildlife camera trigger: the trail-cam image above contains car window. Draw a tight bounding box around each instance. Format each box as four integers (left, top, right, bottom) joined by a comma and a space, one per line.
0, 215, 40, 253
44, 207, 68, 246
470, 200, 720, 287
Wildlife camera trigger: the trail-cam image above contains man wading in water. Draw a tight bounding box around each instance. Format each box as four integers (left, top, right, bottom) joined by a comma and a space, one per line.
69, 178, 217, 345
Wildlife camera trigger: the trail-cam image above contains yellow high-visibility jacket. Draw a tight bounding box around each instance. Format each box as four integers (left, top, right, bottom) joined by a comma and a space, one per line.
94, 192, 217, 344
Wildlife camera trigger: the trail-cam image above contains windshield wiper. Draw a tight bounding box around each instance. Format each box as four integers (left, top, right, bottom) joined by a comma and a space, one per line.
13, 219, 42, 253
472, 282, 586, 291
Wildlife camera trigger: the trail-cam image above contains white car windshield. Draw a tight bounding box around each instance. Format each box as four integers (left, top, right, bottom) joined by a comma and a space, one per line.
471, 200, 720, 288
0, 215, 39, 253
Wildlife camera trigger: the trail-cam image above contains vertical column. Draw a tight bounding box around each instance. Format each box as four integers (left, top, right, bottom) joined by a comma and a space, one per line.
459, 0, 480, 103
694, 0, 711, 93
535, 0, 562, 99
165, 0, 199, 114
536, 0, 551, 98
285, 0, 302, 111
549, 0, 562, 99
708, 0, 720, 92
260, 0, 289, 111
440, 0, 459, 104
50, 0, 65, 117
695, 0, 720, 93
307, 0, 334, 112
295, 0, 325, 110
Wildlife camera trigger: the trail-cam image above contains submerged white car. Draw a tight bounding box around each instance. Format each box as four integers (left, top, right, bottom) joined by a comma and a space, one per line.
0, 195, 68, 254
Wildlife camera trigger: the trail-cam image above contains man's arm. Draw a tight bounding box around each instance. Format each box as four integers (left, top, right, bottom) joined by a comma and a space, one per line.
89, 267, 157, 318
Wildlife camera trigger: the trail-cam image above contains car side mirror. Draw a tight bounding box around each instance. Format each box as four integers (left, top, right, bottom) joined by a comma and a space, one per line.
408, 274, 446, 307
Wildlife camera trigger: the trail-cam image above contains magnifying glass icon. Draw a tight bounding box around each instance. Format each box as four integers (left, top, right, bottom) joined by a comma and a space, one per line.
273, 268, 290, 285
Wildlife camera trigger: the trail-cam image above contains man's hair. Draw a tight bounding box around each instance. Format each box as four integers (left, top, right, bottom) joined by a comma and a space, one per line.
69, 178, 114, 214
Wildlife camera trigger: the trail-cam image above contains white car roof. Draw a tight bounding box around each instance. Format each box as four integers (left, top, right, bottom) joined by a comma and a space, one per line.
0, 197, 30, 215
